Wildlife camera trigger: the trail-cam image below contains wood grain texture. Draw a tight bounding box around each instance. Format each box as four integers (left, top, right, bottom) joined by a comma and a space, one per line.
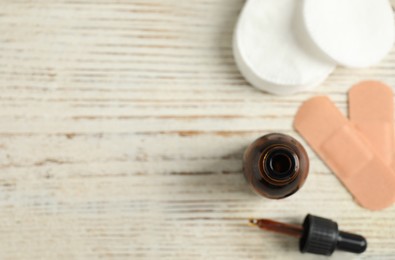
0, 0, 395, 259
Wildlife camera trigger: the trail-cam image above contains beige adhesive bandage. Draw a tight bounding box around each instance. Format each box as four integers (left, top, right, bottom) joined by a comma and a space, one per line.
349, 81, 394, 166
294, 96, 395, 210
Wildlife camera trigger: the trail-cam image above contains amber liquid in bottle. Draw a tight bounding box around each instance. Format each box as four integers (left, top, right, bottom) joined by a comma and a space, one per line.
243, 133, 309, 199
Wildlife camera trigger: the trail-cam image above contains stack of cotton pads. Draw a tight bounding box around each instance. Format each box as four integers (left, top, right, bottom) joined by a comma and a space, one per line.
233, 0, 395, 95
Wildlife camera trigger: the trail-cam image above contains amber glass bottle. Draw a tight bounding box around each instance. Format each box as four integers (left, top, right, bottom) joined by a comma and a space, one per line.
243, 133, 309, 199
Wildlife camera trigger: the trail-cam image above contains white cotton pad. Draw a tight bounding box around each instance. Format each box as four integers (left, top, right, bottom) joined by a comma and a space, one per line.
233, 0, 335, 95
303, 0, 395, 68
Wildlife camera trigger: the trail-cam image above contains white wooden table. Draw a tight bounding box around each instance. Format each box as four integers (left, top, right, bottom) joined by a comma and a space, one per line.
1, 1, 395, 259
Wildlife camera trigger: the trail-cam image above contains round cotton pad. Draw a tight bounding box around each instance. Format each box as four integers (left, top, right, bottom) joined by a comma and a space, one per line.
233, 0, 335, 95
303, 0, 395, 68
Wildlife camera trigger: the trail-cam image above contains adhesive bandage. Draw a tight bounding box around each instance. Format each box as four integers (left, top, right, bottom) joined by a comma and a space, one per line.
349, 81, 395, 166
294, 96, 395, 210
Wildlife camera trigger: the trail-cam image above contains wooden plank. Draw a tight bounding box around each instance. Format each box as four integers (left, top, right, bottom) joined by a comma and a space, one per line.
0, 0, 394, 259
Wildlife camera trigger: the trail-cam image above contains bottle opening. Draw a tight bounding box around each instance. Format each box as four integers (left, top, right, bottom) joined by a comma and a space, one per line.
263, 148, 298, 181
270, 153, 292, 174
